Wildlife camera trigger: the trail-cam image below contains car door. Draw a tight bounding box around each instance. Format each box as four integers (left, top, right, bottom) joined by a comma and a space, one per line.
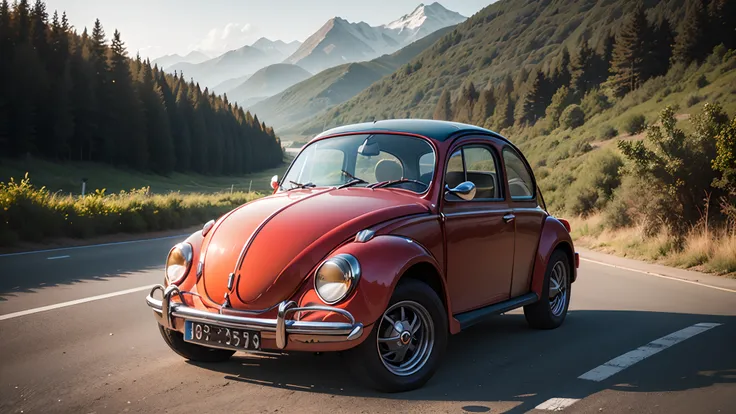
442, 141, 516, 314
501, 145, 547, 297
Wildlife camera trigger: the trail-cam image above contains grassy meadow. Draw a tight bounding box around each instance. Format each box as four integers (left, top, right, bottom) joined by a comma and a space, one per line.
0, 159, 292, 246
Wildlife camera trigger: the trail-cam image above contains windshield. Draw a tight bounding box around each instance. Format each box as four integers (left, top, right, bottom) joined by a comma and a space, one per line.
282, 134, 436, 193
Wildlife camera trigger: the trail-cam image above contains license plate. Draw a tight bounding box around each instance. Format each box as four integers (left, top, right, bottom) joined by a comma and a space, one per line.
184, 321, 261, 351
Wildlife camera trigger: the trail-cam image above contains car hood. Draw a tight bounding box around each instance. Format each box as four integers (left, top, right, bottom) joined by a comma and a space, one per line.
199, 187, 430, 309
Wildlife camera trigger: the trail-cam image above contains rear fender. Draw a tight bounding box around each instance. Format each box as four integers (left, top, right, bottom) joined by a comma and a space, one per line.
530, 216, 577, 298
299, 235, 454, 332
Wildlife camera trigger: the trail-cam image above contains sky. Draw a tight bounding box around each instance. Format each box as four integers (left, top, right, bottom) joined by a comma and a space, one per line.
42, 0, 494, 59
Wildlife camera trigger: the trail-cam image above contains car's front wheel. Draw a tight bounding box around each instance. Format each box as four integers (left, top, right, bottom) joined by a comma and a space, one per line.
346, 279, 448, 392
158, 324, 235, 363
524, 249, 571, 329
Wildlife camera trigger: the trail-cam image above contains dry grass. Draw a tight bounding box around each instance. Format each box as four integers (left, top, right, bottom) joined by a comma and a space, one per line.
569, 214, 736, 277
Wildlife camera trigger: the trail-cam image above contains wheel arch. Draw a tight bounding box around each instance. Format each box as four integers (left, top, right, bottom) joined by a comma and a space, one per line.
530, 216, 577, 299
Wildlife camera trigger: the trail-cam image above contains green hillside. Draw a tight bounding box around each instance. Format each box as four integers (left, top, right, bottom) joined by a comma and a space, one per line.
305, 0, 690, 132
251, 25, 455, 132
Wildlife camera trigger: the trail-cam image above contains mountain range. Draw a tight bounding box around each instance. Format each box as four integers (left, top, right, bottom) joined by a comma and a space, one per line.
285, 2, 465, 74
251, 25, 456, 132
151, 50, 209, 68
168, 38, 302, 88
162, 3, 464, 100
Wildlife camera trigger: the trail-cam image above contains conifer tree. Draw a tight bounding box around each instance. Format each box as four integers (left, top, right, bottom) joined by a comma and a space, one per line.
493, 94, 514, 131
708, 0, 736, 50
570, 39, 595, 96
109, 30, 146, 167
672, 0, 709, 65
607, 3, 649, 97
454, 81, 478, 123
647, 17, 673, 79
433, 89, 452, 121
472, 88, 495, 127
516, 70, 545, 125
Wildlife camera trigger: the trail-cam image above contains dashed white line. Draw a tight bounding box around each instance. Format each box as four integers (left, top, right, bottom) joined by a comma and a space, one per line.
535, 398, 581, 411
0, 285, 155, 321
580, 257, 736, 294
47, 255, 71, 260
579, 322, 722, 382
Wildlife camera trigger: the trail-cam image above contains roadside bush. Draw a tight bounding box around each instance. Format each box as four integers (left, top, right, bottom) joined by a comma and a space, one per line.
623, 114, 646, 135
600, 125, 618, 140
566, 149, 623, 216
0, 174, 262, 247
560, 104, 585, 129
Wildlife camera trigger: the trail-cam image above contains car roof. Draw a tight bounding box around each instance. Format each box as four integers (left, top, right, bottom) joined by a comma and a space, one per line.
315, 119, 503, 142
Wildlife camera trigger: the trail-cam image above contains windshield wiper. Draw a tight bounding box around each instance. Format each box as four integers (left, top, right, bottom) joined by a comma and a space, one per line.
338, 169, 368, 189
370, 178, 428, 189
288, 180, 316, 190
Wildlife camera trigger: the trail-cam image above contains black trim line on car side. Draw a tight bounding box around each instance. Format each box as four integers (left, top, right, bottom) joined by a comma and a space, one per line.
454, 292, 538, 330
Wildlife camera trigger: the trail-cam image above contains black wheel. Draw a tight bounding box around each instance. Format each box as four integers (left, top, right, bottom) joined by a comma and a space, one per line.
524, 249, 571, 329
346, 279, 448, 392
158, 324, 235, 363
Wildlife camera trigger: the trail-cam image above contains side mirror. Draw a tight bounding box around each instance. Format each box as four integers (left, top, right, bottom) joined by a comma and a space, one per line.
445, 181, 476, 201
270, 175, 280, 191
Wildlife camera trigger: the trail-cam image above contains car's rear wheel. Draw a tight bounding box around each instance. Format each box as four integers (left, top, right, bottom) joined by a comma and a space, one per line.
158, 324, 235, 363
346, 279, 447, 392
524, 249, 571, 329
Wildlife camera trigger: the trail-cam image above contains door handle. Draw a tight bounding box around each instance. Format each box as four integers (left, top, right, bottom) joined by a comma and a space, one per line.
503, 214, 515, 223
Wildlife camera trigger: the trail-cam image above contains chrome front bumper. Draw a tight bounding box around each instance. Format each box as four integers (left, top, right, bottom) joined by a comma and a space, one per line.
145, 285, 364, 350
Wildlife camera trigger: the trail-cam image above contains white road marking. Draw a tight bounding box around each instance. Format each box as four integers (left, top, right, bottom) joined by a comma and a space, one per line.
578, 322, 722, 382
581, 257, 736, 294
535, 398, 581, 411
0, 234, 189, 257
0, 285, 155, 321
46, 255, 70, 260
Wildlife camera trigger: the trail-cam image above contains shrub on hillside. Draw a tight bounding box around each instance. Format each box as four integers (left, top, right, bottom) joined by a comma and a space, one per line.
600, 125, 618, 140
686, 94, 702, 107
0, 174, 261, 246
545, 86, 574, 129
623, 114, 646, 135
580, 89, 611, 118
695, 74, 709, 88
565, 149, 623, 216
560, 104, 585, 129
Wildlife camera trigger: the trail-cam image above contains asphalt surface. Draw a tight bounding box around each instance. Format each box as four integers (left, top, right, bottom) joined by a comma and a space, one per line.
0, 236, 735, 414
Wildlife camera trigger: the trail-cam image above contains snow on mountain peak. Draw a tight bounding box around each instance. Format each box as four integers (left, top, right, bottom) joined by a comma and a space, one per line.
383, 2, 465, 33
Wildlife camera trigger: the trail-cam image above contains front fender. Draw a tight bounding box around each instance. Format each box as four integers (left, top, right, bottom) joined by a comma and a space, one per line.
297, 234, 447, 329
530, 216, 577, 298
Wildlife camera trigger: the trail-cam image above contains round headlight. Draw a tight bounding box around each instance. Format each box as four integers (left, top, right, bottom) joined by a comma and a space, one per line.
314, 254, 360, 304
165, 242, 193, 285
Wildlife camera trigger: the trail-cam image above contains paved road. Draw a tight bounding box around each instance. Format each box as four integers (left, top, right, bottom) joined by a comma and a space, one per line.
1, 237, 735, 414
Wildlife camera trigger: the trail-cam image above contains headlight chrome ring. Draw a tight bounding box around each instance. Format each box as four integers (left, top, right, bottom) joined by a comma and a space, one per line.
314, 254, 361, 305
165, 242, 193, 285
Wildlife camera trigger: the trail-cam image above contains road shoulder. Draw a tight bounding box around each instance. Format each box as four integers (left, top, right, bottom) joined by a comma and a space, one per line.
577, 247, 736, 292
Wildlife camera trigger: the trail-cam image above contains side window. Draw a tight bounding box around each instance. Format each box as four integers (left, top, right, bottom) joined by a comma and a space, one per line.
464, 146, 500, 199
356, 151, 403, 183
502, 147, 535, 199
445, 150, 464, 189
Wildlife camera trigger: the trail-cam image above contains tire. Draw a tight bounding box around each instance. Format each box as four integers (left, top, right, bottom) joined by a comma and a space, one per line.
346, 279, 448, 392
158, 324, 235, 363
524, 249, 571, 330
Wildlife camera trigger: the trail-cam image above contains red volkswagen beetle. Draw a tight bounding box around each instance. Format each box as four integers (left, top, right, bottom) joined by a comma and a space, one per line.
146, 119, 579, 392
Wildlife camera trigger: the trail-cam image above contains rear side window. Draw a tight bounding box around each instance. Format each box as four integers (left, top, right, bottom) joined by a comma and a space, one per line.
502, 147, 535, 199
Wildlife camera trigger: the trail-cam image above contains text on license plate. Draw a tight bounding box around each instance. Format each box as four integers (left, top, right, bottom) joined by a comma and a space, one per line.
184, 321, 261, 350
